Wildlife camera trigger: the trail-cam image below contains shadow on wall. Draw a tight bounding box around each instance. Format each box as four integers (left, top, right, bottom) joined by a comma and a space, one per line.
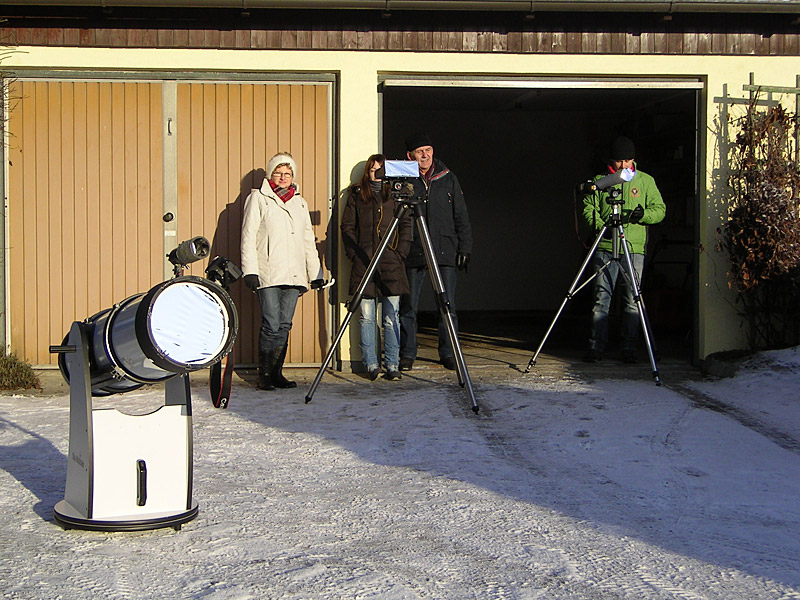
210, 169, 266, 366
334, 160, 370, 370
703, 88, 777, 352
314, 192, 334, 359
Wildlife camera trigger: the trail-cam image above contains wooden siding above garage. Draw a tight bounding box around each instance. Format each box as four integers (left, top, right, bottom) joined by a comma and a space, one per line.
2, 9, 799, 55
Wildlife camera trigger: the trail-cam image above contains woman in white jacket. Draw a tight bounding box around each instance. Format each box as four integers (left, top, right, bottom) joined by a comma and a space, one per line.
241, 152, 323, 390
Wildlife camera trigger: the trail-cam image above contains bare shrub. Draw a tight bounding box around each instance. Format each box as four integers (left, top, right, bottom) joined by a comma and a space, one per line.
720, 97, 800, 350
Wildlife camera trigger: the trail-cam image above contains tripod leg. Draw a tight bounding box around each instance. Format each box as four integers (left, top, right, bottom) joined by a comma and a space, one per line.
305, 205, 410, 403
525, 225, 610, 372
305, 308, 358, 402
618, 231, 661, 386
412, 206, 479, 413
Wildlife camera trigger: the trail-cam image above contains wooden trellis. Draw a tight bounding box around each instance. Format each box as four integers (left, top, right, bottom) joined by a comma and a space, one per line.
742, 73, 800, 162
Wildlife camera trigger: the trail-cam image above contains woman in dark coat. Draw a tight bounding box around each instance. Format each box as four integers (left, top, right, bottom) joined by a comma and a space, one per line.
341, 154, 412, 380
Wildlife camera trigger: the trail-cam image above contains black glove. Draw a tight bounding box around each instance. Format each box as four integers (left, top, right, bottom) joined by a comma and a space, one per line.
456, 253, 470, 271
629, 205, 644, 224
310, 279, 324, 290
243, 274, 260, 292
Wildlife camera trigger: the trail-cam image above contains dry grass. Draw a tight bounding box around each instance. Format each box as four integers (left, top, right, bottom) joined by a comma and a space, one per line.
0, 352, 41, 391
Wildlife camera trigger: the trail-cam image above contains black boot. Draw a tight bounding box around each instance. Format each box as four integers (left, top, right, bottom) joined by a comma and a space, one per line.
272, 344, 297, 389
257, 349, 276, 390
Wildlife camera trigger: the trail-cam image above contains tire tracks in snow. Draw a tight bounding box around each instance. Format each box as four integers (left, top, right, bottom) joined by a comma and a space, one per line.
666, 382, 800, 454
449, 382, 797, 600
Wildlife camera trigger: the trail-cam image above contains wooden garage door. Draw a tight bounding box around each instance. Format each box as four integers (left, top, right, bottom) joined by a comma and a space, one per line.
7, 80, 164, 365
6, 78, 331, 366
174, 82, 331, 367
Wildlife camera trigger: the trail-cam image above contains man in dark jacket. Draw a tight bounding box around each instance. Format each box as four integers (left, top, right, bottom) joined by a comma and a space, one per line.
399, 133, 473, 371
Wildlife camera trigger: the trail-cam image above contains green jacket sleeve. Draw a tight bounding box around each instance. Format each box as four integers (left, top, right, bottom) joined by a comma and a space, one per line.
582, 187, 603, 233
639, 175, 666, 226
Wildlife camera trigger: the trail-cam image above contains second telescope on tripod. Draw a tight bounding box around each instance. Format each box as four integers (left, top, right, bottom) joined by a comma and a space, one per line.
524, 167, 661, 385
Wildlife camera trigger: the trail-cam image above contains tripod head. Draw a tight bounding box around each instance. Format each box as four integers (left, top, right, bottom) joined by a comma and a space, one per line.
604, 189, 625, 252
606, 188, 625, 220
605, 188, 625, 217
388, 179, 420, 204
605, 188, 623, 204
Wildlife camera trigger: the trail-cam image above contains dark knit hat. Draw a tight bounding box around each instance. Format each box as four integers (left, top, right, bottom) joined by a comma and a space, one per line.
611, 136, 635, 160
405, 132, 434, 152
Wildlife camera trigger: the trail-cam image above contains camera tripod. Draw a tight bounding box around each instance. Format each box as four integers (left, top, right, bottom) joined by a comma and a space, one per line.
305, 194, 479, 413
524, 196, 661, 386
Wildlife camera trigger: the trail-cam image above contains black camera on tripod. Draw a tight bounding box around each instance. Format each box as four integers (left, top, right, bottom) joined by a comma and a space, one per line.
379, 160, 420, 202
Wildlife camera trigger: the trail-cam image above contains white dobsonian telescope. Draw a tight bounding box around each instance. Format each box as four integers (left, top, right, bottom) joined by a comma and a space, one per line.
49, 236, 238, 531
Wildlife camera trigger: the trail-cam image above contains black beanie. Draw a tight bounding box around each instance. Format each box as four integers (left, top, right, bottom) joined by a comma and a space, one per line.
611, 136, 636, 160
405, 132, 434, 152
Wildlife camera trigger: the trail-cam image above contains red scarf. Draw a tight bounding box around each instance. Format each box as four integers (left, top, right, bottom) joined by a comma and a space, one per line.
422, 164, 435, 183
269, 179, 296, 203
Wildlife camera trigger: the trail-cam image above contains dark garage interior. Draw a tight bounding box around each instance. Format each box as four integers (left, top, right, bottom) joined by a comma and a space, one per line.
381, 81, 699, 364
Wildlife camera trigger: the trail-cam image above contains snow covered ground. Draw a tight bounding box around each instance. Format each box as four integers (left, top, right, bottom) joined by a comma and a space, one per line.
1, 349, 799, 599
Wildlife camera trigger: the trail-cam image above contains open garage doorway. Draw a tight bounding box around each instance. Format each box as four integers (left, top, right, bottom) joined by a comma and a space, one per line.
381, 78, 700, 367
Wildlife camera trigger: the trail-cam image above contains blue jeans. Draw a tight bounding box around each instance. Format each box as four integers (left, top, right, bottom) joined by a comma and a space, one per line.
359, 296, 401, 371
400, 265, 458, 361
589, 250, 644, 353
257, 286, 300, 353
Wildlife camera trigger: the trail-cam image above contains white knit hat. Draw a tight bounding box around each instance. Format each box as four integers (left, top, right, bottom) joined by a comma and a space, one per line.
267, 152, 297, 179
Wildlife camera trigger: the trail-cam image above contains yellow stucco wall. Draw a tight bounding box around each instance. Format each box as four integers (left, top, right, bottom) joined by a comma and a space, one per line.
5, 47, 798, 360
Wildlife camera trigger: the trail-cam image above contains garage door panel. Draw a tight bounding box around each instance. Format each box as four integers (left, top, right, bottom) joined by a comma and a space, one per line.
58, 82, 75, 336
7, 81, 27, 358
7, 80, 164, 364
71, 82, 88, 326
175, 82, 329, 366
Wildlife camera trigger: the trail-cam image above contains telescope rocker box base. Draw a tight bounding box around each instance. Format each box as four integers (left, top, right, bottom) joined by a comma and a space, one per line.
54, 500, 198, 532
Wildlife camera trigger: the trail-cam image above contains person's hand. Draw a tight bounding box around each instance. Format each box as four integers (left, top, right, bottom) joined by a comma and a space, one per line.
456, 253, 470, 271
629, 205, 644, 224
243, 274, 260, 292
310, 279, 324, 290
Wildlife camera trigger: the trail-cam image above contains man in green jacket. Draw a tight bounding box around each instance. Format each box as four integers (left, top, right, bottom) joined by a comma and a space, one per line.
582, 136, 666, 363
